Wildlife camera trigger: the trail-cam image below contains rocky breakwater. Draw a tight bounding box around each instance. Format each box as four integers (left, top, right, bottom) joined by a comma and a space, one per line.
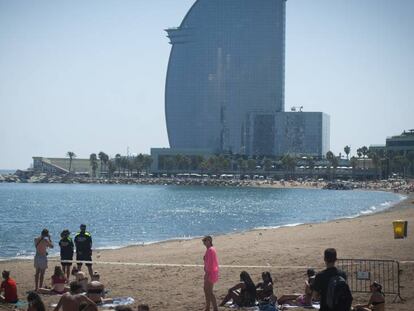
0, 172, 260, 187
0, 173, 22, 183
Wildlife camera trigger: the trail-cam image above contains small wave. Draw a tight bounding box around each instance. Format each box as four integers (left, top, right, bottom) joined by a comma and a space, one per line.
360, 210, 374, 215
94, 236, 199, 251
254, 223, 304, 230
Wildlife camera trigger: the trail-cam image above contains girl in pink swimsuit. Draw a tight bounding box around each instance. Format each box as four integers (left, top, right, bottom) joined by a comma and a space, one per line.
203, 235, 219, 311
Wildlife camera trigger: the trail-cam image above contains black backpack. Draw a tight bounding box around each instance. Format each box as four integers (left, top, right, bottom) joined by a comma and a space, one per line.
326, 274, 353, 311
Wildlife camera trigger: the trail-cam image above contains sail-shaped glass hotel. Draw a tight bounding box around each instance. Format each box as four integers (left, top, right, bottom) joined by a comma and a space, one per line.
158, 0, 329, 161
165, 0, 286, 154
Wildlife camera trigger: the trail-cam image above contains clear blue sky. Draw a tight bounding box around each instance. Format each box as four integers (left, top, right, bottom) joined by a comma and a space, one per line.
1, 0, 413, 169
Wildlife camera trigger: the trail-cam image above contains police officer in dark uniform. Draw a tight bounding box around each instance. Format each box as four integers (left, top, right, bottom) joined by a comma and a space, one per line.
59, 229, 74, 280
74, 224, 93, 278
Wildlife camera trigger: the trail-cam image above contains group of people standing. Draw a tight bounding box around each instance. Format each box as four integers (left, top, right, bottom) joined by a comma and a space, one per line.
34, 224, 93, 291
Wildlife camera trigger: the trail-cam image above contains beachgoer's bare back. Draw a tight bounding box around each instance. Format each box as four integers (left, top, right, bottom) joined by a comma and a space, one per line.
54, 293, 97, 311
34, 237, 52, 256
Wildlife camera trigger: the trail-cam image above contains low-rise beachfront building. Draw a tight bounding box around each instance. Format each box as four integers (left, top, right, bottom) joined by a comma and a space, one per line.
32, 157, 101, 175
386, 130, 414, 153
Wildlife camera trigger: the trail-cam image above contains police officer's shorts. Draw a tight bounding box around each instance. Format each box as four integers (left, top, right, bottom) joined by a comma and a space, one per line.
76, 253, 92, 266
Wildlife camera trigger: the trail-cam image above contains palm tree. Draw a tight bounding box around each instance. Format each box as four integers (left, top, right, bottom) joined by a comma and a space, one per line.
326, 151, 335, 180
368, 150, 381, 179
239, 159, 248, 174
356, 148, 362, 159
344, 146, 351, 160
263, 158, 272, 171
306, 157, 315, 176
89, 153, 98, 178
247, 159, 256, 172
107, 160, 116, 179
66, 151, 76, 173
102, 153, 109, 175
115, 154, 122, 177
361, 146, 368, 170
393, 155, 409, 178
281, 154, 296, 179
98, 151, 108, 177
143, 155, 153, 174
350, 156, 358, 178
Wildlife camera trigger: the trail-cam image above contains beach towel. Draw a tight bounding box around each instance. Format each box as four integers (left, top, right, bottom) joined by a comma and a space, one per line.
99, 296, 135, 309
50, 297, 134, 309
0, 300, 28, 310
225, 300, 260, 310
280, 303, 320, 310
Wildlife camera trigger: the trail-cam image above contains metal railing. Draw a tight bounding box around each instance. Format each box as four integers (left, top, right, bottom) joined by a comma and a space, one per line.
337, 258, 403, 302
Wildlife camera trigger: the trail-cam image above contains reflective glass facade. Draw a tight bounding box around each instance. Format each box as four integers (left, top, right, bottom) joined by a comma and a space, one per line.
274, 112, 330, 157
165, 0, 286, 153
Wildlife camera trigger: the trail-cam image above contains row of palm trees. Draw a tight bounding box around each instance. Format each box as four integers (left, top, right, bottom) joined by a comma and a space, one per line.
88, 152, 153, 178
65, 146, 413, 179
343, 145, 414, 178
65, 151, 152, 178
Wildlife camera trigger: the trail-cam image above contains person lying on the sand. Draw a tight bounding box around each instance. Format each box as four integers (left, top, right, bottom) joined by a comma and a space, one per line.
86, 272, 112, 304
219, 271, 256, 307
53, 281, 97, 311
38, 266, 67, 295
256, 271, 276, 303
353, 281, 385, 311
278, 268, 316, 306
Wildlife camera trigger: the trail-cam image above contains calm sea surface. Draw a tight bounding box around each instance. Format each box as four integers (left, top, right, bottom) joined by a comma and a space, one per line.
0, 183, 405, 259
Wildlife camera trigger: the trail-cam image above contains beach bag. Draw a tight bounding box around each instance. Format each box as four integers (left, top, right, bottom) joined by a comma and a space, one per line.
326, 275, 353, 311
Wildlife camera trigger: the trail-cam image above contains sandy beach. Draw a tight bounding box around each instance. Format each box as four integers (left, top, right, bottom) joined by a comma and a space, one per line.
1, 192, 413, 311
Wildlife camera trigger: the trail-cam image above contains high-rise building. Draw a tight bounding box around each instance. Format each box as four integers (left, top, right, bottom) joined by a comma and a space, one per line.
165, 0, 286, 154
162, 0, 330, 160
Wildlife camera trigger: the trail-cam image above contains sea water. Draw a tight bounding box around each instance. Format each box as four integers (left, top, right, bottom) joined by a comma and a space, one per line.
0, 183, 405, 259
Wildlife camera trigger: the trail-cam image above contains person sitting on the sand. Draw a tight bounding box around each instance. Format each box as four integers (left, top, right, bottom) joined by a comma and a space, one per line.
0, 270, 18, 304
219, 271, 256, 307
71, 267, 79, 280
256, 271, 276, 302
353, 281, 385, 311
86, 272, 112, 304
75, 271, 88, 293
27, 291, 46, 311
38, 266, 67, 295
53, 281, 97, 311
278, 268, 316, 306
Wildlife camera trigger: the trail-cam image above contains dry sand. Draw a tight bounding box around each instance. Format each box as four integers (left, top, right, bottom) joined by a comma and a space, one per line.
1, 193, 413, 311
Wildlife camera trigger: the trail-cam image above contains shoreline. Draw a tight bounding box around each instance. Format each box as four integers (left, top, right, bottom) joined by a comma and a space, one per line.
0, 189, 408, 263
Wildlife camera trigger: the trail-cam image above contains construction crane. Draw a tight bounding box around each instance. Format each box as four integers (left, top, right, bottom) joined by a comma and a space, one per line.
290, 106, 303, 112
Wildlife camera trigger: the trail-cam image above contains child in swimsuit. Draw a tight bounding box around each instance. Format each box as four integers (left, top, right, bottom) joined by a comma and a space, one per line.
37, 266, 67, 295
353, 281, 385, 311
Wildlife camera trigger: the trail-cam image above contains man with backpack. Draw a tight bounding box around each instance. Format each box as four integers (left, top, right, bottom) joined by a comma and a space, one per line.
313, 248, 353, 311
